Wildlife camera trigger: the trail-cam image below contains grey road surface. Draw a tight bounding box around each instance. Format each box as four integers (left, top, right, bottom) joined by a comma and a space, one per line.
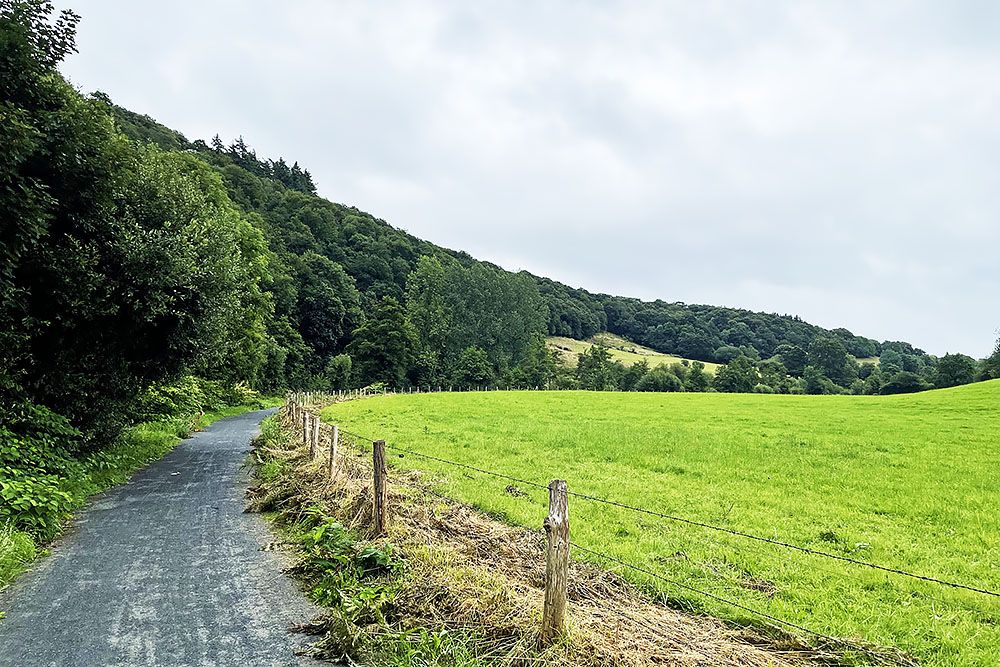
0, 409, 326, 667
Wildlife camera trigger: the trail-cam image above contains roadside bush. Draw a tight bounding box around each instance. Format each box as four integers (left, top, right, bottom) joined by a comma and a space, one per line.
296, 509, 403, 648
135, 376, 264, 421
0, 399, 83, 538
0, 475, 75, 539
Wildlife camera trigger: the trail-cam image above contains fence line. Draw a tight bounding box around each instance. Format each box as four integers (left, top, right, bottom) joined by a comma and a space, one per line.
280, 394, 995, 658
373, 438, 999, 599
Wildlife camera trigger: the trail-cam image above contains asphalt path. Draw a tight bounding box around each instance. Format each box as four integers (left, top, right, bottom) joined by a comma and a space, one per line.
0, 409, 326, 666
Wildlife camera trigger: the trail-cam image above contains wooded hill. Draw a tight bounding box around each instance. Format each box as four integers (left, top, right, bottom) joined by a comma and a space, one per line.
104, 98, 976, 392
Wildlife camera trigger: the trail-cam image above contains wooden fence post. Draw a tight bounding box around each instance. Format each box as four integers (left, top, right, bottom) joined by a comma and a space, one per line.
541, 479, 570, 645
302, 411, 309, 448
372, 440, 388, 535
311, 413, 320, 459
328, 425, 339, 480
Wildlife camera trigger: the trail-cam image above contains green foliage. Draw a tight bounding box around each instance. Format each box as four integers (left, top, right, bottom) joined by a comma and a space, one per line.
347, 297, 419, 387
405, 256, 547, 385
368, 628, 482, 667
451, 347, 495, 389
802, 365, 839, 395
712, 355, 759, 393
295, 509, 404, 660
0, 523, 37, 587
0, 474, 75, 539
774, 343, 809, 377
618, 359, 650, 391
576, 344, 619, 390
325, 354, 352, 390
133, 375, 263, 421
880, 370, 930, 395
756, 358, 792, 394
634, 365, 682, 392
543, 277, 886, 366
713, 345, 743, 363
980, 337, 1000, 381
294, 251, 361, 366
686, 361, 710, 392
1, 4, 274, 444
935, 353, 978, 389
516, 335, 557, 388
808, 336, 856, 387
0, 399, 82, 538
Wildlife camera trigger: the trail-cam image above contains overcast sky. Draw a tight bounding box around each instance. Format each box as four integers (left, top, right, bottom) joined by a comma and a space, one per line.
60, 1, 999, 357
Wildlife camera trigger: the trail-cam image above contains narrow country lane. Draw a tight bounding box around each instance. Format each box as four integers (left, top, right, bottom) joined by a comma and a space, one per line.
0, 409, 326, 667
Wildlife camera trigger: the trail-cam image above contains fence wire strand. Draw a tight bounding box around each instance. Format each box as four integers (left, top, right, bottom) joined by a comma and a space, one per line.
569, 541, 841, 644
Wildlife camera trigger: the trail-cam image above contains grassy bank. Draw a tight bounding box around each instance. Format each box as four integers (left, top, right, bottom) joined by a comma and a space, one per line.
0, 399, 279, 590
319, 382, 1000, 666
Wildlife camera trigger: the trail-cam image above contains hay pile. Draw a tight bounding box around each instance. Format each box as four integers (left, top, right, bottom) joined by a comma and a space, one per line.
248, 407, 883, 667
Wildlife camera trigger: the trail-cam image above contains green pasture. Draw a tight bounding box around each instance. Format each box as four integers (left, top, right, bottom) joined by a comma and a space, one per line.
321, 382, 1000, 666
547, 333, 722, 373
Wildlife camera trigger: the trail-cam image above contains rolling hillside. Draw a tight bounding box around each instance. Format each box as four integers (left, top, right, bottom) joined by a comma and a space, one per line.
547, 333, 723, 374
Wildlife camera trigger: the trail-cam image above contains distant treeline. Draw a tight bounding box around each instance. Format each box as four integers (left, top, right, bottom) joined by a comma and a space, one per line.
563, 339, 998, 396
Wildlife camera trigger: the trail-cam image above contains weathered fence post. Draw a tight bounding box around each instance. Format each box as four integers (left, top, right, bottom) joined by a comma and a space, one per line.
311, 413, 320, 459
328, 425, 339, 480
302, 411, 309, 448
540, 479, 570, 645
372, 440, 388, 535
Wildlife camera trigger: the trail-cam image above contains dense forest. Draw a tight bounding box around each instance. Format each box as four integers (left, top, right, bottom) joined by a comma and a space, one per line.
4, 1, 1000, 457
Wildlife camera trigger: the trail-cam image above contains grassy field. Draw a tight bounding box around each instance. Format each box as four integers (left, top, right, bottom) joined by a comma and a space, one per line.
320, 382, 1000, 666
547, 333, 722, 373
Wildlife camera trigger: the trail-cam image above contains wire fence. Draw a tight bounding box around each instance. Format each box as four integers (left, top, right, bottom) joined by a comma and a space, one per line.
284, 391, 997, 660
368, 439, 999, 600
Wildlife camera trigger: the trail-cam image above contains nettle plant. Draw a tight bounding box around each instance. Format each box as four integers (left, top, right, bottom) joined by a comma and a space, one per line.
298, 509, 403, 626
0, 401, 83, 539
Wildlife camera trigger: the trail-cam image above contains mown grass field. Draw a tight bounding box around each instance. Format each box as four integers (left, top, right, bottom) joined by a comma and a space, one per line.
546, 333, 723, 373
321, 382, 1000, 666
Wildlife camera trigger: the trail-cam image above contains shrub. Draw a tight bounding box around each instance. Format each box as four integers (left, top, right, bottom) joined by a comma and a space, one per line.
635, 366, 683, 392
